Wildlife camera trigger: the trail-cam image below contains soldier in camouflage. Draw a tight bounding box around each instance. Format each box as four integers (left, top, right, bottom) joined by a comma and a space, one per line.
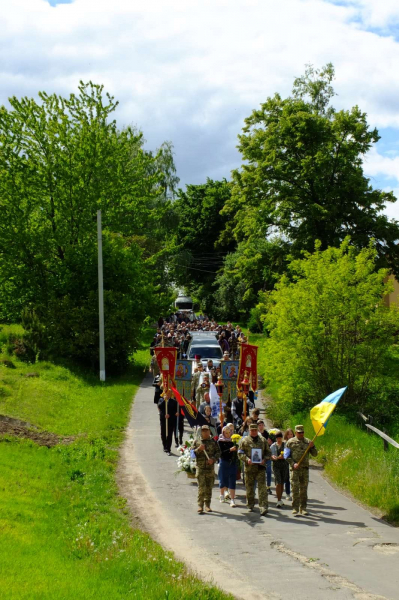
193, 425, 220, 513
238, 424, 272, 515
191, 361, 203, 407
285, 424, 318, 516
196, 373, 210, 409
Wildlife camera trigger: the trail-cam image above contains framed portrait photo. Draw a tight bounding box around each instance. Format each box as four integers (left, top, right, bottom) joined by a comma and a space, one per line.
251, 449, 262, 464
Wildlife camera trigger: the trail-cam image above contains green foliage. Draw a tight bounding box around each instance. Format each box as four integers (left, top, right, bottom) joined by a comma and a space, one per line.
222, 63, 399, 272
213, 238, 290, 321
0, 82, 175, 366
260, 239, 399, 417
292, 413, 399, 523
247, 305, 264, 334
170, 179, 236, 314
0, 328, 151, 438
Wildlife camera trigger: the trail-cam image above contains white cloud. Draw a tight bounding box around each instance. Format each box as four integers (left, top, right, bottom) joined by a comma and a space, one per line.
364, 147, 399, 181
2, 0, 399, 203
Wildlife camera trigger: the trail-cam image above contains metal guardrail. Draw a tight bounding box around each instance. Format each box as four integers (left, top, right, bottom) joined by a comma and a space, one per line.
358, 412, 399, 451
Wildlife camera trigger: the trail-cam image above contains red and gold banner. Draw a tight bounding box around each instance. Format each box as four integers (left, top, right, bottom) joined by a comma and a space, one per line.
154, 347, 177, 393
237, 343, 258, 392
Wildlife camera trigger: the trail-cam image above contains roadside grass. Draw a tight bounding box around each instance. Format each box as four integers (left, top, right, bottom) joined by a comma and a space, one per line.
0, 325, 231, 600
252, 332, 399, 525
293, 413, 399, 524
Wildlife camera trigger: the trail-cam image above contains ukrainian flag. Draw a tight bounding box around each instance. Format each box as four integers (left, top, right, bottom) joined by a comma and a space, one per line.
310, 387, 347, 436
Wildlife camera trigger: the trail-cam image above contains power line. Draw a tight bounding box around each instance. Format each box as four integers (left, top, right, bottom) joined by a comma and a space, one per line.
172, 262, 223, 274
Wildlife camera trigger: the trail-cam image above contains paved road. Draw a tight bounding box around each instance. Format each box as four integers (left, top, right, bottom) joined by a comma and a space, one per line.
119, 375, 399, 600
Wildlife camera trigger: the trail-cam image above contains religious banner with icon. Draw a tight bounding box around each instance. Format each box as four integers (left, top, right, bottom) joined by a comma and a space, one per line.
220, 361, 239, 402
237, 343, 258, 392
175, 360, 191, 380
221, 361, 239, 380
174, 360, 192, 397
154, 347, 177, 393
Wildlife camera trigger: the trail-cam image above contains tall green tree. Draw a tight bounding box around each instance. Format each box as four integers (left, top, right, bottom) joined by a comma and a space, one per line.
260, 239, 399, 423
222, 64, 399, 271
0, 82, 175, 367
213, 237, 290, 321
171, 179, 236, 314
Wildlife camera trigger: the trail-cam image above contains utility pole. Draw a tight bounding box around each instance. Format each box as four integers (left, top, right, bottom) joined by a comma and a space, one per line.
97, 209, 106, 381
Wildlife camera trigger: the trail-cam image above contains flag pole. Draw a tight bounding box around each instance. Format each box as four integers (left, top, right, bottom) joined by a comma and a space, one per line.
296, 424, 324, 468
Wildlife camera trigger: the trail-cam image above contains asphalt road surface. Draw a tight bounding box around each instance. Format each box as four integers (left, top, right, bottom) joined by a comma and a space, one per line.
119, 375, 399, 600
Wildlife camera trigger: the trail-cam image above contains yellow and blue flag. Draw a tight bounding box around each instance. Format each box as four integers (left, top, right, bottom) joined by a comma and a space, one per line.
310, 387, 347, 436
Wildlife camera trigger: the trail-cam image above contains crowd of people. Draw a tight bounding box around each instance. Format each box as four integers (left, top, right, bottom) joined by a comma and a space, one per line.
150, 313, 247, 360
151, 312, 318, 517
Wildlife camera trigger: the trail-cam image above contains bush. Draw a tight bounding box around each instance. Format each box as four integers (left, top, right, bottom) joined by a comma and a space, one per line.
247, 305, 264, 333
260, 240, 399, 415
6, 335, 35, 363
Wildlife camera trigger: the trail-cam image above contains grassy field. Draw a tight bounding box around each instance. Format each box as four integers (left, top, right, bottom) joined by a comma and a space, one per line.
0, 325, 231, 600
250, 332, 399, 525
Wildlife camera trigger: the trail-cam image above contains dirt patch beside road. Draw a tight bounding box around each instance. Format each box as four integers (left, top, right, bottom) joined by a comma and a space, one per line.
0, 414, 75, 447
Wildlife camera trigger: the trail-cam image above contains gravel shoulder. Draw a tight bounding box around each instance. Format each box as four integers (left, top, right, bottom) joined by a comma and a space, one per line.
118, 375, 399, 600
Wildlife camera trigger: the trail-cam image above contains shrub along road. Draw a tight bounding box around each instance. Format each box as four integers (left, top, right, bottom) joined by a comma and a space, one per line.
120, 374, 399, 600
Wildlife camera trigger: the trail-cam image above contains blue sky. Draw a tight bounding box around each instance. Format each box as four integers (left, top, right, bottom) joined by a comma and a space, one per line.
47, 0, 73, 6
3, 0, 399, 218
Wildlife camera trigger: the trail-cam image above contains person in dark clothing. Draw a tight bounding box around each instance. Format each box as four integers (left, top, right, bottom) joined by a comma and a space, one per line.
231, 395, 254, 425
217, 426, 238, 507
158, 392, 178, 455
174, 411, 185, 447
258, 419, 273, 494
152, 375, 162, 405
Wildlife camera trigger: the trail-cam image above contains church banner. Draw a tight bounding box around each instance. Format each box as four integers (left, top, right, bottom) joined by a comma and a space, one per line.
154, 347, 177, 392
237, 343, 258, 392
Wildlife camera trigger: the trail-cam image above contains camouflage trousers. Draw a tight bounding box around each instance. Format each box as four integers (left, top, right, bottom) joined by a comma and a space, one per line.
197, 469, 215, 508
196, 388, 205, 409
291, 467, 309, 510
245, 467, 268, 510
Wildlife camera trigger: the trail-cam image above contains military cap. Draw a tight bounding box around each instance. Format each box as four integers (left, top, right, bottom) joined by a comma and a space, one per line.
295, 424, 305, 433
201, 425, 210, 430
249, 424, 259, 430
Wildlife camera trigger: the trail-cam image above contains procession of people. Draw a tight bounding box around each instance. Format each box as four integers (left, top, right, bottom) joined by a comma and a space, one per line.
150, 311, 318, 517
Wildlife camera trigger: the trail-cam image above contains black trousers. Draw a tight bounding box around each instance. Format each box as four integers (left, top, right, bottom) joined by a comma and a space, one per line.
160, 418, 176, 452
174, 415, 184, 445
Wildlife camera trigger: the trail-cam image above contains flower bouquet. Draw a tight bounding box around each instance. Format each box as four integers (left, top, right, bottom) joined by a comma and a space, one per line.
231, 433, 242, 480
176, 435, 197, 478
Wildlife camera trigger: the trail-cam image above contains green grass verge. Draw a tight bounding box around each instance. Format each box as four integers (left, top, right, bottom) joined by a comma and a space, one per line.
0, 325, 231, 600
252, 332, 399, 525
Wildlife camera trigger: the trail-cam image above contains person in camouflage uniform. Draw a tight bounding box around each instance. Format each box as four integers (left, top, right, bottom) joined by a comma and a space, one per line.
285, 424, 318, 516
191, 362, 203, 407
238, 424, 272, 515
196, 373, 210, 409
193, 425, 221, 513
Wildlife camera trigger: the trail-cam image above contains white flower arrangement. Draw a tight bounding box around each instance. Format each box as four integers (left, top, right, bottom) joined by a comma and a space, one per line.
176, 434, 196, 475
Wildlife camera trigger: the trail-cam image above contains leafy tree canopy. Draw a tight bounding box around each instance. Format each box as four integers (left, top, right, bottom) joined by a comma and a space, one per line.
260, 238, 399, 423
222, 64, 399, 272
170, 179, 236, 314
0, 82, 176, 367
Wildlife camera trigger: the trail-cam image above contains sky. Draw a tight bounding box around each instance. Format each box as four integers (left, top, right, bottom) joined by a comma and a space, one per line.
2, 0, 399, 218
